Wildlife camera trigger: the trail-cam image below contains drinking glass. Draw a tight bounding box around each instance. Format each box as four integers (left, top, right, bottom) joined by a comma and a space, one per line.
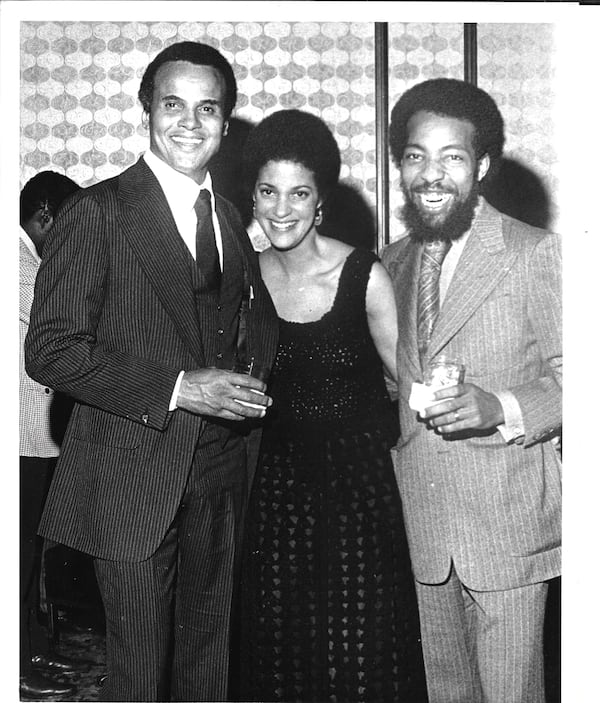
424, 355, 465, 389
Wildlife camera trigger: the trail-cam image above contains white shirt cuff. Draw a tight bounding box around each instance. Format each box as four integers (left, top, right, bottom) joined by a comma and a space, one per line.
493, 389, 525, 444
169, 370, 185, 411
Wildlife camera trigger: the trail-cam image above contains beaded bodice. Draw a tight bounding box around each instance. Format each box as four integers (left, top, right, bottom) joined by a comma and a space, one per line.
266, 248, 393, 435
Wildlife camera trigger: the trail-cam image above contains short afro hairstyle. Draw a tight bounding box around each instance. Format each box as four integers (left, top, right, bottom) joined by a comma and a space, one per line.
20, 171, 80, 225
138, 41, 237, 120
242, 109, 341, 199
390, 78, 505, 180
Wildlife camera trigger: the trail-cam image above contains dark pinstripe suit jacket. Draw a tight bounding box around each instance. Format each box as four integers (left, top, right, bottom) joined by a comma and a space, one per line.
25, 158, 278, 562
382, 199, 562, 591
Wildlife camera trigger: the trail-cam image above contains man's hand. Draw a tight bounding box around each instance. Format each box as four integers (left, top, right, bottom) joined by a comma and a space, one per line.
420, 383, 504, 434
177, 368, 272, 420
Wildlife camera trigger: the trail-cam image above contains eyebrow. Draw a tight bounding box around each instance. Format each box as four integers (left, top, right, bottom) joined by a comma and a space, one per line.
404, 142, 470, 152
160, 95, 222, 106
258, 181, 314, 189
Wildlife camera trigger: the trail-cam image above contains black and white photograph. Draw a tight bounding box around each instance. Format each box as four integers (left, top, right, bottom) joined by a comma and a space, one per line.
2, 1, 596, 701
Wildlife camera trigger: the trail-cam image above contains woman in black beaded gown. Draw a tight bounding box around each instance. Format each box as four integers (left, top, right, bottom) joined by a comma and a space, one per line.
237, 110, 426, 703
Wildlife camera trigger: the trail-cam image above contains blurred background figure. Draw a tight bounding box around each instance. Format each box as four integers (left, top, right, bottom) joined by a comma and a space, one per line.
20, 171, 80, 699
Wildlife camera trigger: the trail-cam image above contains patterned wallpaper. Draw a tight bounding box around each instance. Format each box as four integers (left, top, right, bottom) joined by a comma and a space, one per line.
20, 21, 379, 249
20, 21, 559, 250
477, 23, 557, 230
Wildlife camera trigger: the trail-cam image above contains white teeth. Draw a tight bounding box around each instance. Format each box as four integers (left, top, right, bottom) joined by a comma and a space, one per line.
419, 193, 451, 207
271, 221, 295, 231
172, 137, 202, 145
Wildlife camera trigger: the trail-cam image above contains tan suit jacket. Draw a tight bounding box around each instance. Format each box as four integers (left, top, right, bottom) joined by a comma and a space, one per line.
19, 235, 61, 457
382, 199, 561, 591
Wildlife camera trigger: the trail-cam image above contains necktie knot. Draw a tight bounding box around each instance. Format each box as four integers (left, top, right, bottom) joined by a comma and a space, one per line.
194, 189, 211, 219
423, 239, 451, 268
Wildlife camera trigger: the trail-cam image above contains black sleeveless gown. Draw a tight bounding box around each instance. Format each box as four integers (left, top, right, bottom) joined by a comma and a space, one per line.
239, 249, 427, 702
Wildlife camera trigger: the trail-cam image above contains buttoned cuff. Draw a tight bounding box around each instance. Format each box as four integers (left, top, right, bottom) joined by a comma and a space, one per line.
169, 370, 185, 411
493, 390, 525, 444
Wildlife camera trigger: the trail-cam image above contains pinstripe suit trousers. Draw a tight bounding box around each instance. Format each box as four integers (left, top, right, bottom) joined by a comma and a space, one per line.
415, 566, 548, 703
94, 429, 245, 702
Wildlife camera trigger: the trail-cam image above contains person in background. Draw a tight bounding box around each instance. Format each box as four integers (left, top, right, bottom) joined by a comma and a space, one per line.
237, 109, 427, 703
382, 78, 561, 703
24, 41, 278, 702
20, 171, 81, 699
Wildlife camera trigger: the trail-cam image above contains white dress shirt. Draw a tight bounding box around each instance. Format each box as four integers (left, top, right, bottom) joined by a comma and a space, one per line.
143, 149, 223, 268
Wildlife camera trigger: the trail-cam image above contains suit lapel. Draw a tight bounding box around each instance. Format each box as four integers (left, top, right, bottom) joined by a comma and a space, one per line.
216, 197, 246, 276
428, 200, 517, 358
215, 196, 279, 369
389, 238, 423, 381
117, 160, 205, 365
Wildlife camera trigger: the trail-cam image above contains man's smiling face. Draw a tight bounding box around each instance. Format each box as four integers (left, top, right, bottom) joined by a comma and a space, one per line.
143, 60, 228, 185
400, 110, 489, 240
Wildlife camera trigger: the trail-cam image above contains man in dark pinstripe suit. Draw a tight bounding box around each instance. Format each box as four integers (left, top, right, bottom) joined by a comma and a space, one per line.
25, 42, 278, 702
383, 79, 561, 703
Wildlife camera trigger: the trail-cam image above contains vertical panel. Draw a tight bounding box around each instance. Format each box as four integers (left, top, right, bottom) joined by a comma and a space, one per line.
463, 23, 478, 84
374, 23, 389, 251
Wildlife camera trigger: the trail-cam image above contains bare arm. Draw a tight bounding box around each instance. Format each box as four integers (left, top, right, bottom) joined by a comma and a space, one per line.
365, 261, 398, 384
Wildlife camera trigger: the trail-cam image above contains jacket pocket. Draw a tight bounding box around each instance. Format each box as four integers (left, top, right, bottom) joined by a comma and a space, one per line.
71, 404, 151, 450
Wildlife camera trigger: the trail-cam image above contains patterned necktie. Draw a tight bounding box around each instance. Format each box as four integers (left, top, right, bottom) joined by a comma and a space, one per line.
417, 239, 451, 362
194, 189, 221, 289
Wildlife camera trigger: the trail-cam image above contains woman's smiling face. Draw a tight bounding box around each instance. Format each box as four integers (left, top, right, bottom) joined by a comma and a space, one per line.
253, 160, 322, 252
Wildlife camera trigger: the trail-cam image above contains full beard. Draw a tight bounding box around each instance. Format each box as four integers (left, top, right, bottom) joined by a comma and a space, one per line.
401, 182, 480, 244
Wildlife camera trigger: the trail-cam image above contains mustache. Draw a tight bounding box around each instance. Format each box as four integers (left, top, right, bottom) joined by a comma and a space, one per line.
411, 185, 457, 195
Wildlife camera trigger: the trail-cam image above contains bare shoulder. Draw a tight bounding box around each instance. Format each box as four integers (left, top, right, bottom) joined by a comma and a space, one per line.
367, 259, 394, 299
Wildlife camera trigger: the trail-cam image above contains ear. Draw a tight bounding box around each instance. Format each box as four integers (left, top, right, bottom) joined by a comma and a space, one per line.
477, 153, 490, 182
222, 120, 229, 137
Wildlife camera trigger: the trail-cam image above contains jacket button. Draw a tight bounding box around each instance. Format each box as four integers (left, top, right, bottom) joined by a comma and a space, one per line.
141, 413, 149, 424
217, 328, 224, 335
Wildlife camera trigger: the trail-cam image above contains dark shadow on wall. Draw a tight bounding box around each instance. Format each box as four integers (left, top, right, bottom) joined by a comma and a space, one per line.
483, 157, 552, 230
209, 117, 254, 216
210, 117, 377, 251
319, 182, 377, 251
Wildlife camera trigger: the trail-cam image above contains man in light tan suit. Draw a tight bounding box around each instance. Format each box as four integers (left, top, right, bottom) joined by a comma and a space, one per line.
382, 79, 561, 703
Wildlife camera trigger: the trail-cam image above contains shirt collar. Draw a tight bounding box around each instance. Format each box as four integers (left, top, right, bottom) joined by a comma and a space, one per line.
143, 150, 215, 211
20, 227, 41, 263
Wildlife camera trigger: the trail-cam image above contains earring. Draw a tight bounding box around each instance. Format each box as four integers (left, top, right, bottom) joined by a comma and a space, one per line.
315, 206, 323, 227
